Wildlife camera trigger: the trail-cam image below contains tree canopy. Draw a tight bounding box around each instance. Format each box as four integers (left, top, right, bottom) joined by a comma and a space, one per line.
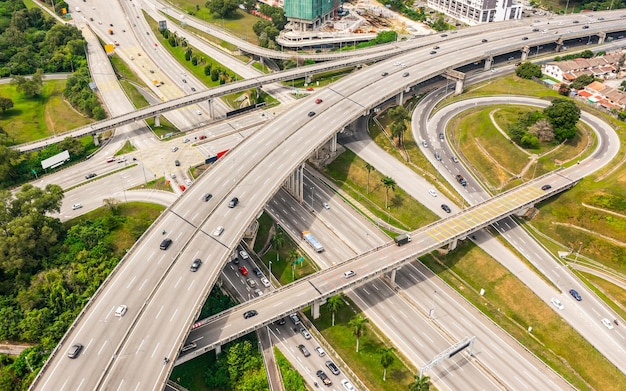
515, 62, 542, 79
544, 98, 580, 142
205, 0, 239, 18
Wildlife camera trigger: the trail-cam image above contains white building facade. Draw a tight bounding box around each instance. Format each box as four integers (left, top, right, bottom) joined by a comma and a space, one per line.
427, 0, 522, 25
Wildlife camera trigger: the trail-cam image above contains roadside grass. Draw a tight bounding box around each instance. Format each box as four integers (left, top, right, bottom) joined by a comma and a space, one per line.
146, 116, 180, 137
323, 149, 437, 230
252, 62, 271, 74
110, 53, 144, 86
286, 67, 355, 89
116, 140, 135, 155
145, 13, 241, 91
310, 296, 415, 390
421, 242, 626, 391
69, 202, 164, 255
129, 176, 174, 192
274, 348, 307, 391
119, 80, 151, 109
163, 12, 247, 51
0, 81, 93, 144
169, 1, 260, 45
170, 351, 215, 390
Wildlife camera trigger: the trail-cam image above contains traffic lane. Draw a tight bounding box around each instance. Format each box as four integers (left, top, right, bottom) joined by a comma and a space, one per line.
349, 283, 493, 391
395, 262, 568, 390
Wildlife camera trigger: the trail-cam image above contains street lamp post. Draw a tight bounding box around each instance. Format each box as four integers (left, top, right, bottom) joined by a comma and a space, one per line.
573, 242, 583, 262
310, 186, 314, 209
269, 260, 272, 278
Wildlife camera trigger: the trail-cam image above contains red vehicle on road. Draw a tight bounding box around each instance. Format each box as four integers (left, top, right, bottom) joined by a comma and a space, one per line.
239, 266, 248, 276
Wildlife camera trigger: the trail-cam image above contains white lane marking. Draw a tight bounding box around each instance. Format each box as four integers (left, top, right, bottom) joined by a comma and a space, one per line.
155, 306, 164, 320
169, 308, 179, 323
126, 276, 136, 289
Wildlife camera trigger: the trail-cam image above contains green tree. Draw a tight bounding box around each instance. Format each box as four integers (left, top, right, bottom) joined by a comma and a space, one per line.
570, 74, 595, 90
348, 315, 368, 352
557, 83, 571, 96
380, 347, 395, 381
543, 98, 580, 142
515, 62, 542, 79
381, 176, 396, 209
408, 374, 431, 391
365, 163, 375, 194
206, 0, 239, 18
11, 69, 43, 97
326, 294, 343, 326
0, 97, 13, 112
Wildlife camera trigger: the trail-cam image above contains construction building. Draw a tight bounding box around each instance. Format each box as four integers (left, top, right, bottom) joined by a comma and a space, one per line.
427, 0, 522, 25
284, 0, 338, 31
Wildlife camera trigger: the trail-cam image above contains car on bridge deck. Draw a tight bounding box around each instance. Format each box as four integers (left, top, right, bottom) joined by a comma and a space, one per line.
298, 344, 310, 357
541, 184, 552, 191
190, 258, 202, 272
67, 343, 83, 359
308, 111, 316, 117
243, 310, 258, 319
569, 289, 582, 301
315, 98, 323, 104
115, 305, 127, 317
159, 238, 172, 250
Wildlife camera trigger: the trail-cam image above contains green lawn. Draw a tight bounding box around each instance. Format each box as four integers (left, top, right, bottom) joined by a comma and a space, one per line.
0, 81, 93, 144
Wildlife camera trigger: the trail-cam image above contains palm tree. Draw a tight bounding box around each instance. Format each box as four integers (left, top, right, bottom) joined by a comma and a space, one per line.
380, 347, 395, 381
348, 315, 368, 352
273, 228, 284, 262
326, 295, 343, 326
288, 248, 299, 280
408, 374, 431, 391
365, 163, 375, 194
381, 176, 396, 209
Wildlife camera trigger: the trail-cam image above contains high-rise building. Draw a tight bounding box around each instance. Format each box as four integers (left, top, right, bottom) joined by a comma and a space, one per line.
284, 0, 337, 31
427, 0, 522, 25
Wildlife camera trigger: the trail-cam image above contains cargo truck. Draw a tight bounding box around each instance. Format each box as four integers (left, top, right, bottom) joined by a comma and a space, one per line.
394, 233, 411, 246
302, 231, 324, 252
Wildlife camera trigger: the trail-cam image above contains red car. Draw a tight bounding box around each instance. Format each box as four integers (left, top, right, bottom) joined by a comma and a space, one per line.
315, 98, 323, 104
239, 266, 248, 276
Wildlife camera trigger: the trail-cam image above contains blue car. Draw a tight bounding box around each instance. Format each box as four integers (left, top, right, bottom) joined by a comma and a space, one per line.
569, 289, 582, 301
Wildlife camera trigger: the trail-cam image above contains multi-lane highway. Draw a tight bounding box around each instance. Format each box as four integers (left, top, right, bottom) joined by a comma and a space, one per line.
32, 8, 626, 391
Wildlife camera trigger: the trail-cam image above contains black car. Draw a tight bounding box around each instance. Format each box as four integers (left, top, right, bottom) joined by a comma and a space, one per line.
308, 111, 316, 117
481, 38, 488, 43
430, 50, 437, 54
203, 193, 213, 202
381, 72, 389, 76
582, 25, 589, 29
160, 238, 172, 250
522, 36, 528, 40
275, 317, 286, 325
569, 289, 582, 301
541, 184, 552, 191
298, 344, 311, 357
325, 360, 340, 375
175, 160, 180, 166
243, 310, 258, 319
316, 370, 332, 385
85, 173, 97, 179
191, 87, 196, 92
433, 45, 440, 49
232, 257, 240, 265
253, 267, 262, 278
441, 204, 451, 213
190, 258, 202, 272
228, 197, 239, 208
440, 33, 448, 37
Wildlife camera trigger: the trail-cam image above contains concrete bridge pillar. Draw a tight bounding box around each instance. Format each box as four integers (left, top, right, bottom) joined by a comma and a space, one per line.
555, 37, 564, 52
455, 79, 464, 95
284, 163, 305, 201
386, 268, 398, 288
330, 133, 337, 153
305, 74, 312, 84
521, 46, 530, 61
154, 115, 160, 127
444, 69, 466, 96
483, 56, 494, 71
215, 344, 221, 355
208, 99, 215, 119
312, 298, 326, 319
598, 32, 606, 44
396, 90, 404, 105
448, 239, 458, 251
514, 207, 531, 217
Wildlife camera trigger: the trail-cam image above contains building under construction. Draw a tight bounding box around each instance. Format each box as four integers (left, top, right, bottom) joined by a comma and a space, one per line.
284, 0, 338, 31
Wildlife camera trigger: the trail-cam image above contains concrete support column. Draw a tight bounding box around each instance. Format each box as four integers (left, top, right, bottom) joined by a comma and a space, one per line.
330, 133, 337, 153
514, 207, 531, 217
260, 57, 264, 67
312, 300, 321, 319
521, 46, 530, 62
448, 239, 458, 251
207, 99, 215, 119
598, 32, 606, 45
455, 79, 463, 95
483, 56, 493, 71
387, 268, 398, 287
305, 74, 312, 84
215, 344, 221, 355
555, 37, 564, 52
396, 90, 404, 105
154, 115, 160, 127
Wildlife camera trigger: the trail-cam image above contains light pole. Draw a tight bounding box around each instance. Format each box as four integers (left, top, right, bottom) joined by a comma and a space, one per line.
269, 260, 272, 278
573, 242, 583, 262
310, 186, 314, 208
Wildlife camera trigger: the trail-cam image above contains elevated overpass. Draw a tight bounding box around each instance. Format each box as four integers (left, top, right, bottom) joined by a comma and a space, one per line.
17, 12, 626, 153
32, 10, 624, 391
180, 171, 579, 362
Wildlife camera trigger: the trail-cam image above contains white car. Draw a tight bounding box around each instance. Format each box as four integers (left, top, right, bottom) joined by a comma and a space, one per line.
72, 203, 83, 210
551, 298, 564, 310
601, 318, 614, 330
115, 305, 127, 317
213, 226, 224, 236
239, 250, 249, 260
171, 146, 178, 152
261, 277, 271, 288
323, 202, 330, 209
195, 110, 202, 115
254, 289, 263, 296
341, 379, 356, 391
428, 189, 437, 197
315, 346, 326, 356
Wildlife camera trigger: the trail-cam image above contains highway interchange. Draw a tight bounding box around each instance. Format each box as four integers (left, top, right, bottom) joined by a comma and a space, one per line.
27, 2, 626, 390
